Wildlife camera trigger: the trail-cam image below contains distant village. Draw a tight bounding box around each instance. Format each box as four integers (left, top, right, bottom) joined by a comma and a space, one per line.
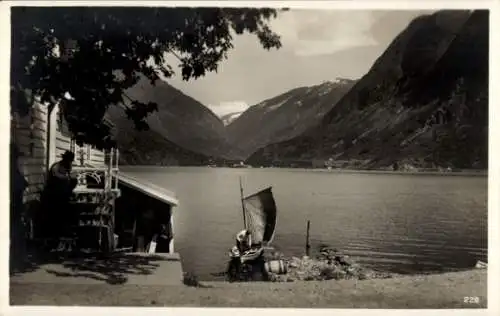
207, 158, 459, 172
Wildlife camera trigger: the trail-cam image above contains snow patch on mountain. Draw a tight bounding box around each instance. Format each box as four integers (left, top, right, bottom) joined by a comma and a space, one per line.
221, 111, 244, 126
265, 97, 293, 113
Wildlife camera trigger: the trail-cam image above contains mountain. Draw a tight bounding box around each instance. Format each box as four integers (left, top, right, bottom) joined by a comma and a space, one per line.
114, 127, 211, 166
221, 111, 244, 126
248, 10, 488, 170
107, 104, 211, 165
107, 75, 233, 164
226, 78, 356, 158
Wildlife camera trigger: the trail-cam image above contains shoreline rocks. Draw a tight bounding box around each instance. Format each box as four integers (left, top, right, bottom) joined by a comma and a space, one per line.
264, 247, 395, 282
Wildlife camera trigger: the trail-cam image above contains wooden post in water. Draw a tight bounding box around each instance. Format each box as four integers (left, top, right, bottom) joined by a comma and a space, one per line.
305, 220, 311, 256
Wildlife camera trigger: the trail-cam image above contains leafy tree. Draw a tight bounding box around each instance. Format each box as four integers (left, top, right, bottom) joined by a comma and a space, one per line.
11, 7, 284, 148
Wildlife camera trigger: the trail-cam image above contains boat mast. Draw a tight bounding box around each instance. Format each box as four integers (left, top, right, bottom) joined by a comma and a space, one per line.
239, 176, 247, 229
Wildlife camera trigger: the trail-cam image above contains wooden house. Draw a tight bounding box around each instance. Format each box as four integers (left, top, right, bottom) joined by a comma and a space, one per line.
11, 97, 119, 243
11, 37, 180, 256
11, 98, 113, 203
11, 98, 178, 255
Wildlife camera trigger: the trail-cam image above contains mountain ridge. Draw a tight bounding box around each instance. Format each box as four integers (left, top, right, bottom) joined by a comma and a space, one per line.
107, 75, 233, 164
226, 78, 357, 158
108, 10, 487, 169
247, 10, 488, 170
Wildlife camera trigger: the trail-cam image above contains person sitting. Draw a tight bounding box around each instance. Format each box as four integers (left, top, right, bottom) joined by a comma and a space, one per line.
47, 151, 77, 193
41, 151, 77, 241
235, 229, 252, 253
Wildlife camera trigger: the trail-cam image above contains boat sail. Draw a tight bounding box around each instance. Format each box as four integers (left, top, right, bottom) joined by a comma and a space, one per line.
224, 178, 278, 278
240, 179, 277, 246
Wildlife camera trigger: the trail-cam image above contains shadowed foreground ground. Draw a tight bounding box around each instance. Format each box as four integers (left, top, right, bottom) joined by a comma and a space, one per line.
10, 270, 486, 308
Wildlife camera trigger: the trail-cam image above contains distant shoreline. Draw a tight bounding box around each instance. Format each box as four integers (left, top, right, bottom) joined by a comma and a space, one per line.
120, 165, 488, 177
301, 168, 487, 177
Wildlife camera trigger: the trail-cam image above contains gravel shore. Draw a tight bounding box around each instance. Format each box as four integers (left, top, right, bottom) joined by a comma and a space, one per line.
10, 269, 486, 308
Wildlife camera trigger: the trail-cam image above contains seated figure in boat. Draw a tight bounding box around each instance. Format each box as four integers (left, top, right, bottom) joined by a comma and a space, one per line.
236, 229, 252, 253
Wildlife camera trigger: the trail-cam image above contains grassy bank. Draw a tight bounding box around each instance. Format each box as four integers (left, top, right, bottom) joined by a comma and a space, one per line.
10, 269, 486, 308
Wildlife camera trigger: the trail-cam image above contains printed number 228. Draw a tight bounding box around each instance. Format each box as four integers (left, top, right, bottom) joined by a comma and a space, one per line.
464, 296, 480, 304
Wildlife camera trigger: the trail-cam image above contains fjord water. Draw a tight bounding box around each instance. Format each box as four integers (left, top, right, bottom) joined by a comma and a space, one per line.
122, 167, 487, 280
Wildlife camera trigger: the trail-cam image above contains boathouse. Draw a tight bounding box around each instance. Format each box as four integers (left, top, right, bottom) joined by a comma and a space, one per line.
116, 173, 179, 254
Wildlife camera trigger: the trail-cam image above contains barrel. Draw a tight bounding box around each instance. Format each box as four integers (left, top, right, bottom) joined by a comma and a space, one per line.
265, 260, 287, 275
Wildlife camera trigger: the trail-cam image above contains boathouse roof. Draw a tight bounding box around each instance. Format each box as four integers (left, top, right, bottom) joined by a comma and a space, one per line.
118, 172, 179, 207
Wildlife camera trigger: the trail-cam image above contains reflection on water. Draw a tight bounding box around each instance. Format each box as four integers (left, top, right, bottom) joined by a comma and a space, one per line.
122, 167, 488, 280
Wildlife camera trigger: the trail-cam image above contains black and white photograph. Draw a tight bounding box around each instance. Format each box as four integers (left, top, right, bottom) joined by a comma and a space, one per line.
3, 0, 496, 313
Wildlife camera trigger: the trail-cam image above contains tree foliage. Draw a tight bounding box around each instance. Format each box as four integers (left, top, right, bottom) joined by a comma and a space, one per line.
11, 7, 284, 148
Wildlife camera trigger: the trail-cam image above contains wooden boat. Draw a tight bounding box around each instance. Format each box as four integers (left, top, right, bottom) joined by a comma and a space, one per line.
229, 178, 278, 263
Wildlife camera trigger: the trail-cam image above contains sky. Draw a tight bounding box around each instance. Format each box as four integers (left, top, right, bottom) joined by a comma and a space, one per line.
166, 9, 435, 117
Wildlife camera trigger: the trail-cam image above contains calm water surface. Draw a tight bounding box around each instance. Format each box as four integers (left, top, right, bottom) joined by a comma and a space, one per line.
122, 167, 488, 280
